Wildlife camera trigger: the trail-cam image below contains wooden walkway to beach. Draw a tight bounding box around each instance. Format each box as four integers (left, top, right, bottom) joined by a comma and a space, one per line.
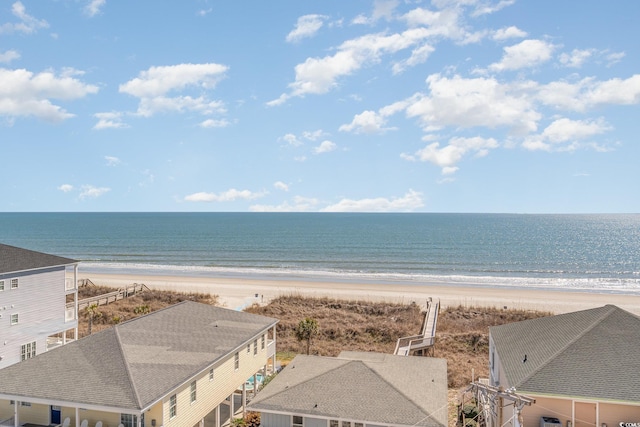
77, 282, 149, 311
394, 298, 440, 356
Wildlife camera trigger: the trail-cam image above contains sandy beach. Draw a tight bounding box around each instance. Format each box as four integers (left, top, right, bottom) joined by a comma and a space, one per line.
82, 271, 640, 315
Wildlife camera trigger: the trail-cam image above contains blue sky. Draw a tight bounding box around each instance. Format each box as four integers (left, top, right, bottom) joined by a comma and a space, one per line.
1, 0, 639, 213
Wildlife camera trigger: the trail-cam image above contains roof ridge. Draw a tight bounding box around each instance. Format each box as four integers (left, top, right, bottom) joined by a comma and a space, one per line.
516, 305, 616, 386
359, 360, 437, 423
113, 326, 144, 409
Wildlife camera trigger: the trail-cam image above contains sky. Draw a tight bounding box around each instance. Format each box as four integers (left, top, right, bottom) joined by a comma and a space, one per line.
1, 0, 639, 213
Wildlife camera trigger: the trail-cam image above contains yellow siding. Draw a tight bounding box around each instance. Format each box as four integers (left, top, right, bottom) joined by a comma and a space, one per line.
520, 396, 572, 426
600, 402, 640, 424
76, 409, 121, 427
162, 333, 270, 427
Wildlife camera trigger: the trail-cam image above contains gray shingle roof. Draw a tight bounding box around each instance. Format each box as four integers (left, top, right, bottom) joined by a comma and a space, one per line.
0, 243, 77, 274
247, 352, 448, 427
0, 301, 277, 411
490, 304, 640, 403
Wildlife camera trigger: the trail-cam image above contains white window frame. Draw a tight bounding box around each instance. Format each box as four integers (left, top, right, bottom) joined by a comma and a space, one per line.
21, 341, 36, 361
169, 394, 177, 418
190, 380, 197, 403
10, 314, 18, 325
0, 280, 4, 291
292, 415, 303, 427
209, 368, 214, 381
234, 352, 239, 370
253, 339, 258, 356
261, 334, 265, 350
246, 344, 250, 354
10, 278, 18, 289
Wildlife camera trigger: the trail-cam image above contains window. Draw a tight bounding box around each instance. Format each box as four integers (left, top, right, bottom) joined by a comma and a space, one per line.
292, 416, 303, 427
234, 352, 239, 370
253, 339, 258, 355
354, 423, 363, 427
261, 334, 265, 350
190, 380, 197, 403
247, 344, 250, 354
169, 394, 177, 418
121, 414, 137, 427
342, 422, 351, 427
330, 420, 339, 427
20, 402, 31, 407
0, 280, 4, 291
10, 314, 18, 325
209, 368, 214, 381
21, 342, 36, 361
11, 279, 18, 289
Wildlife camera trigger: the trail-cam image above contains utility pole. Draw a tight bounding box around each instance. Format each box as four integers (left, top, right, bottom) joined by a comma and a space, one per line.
466, 382, 536, 427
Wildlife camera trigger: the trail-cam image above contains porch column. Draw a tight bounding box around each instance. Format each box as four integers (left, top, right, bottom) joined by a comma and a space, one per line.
199, 418, 204, 427
229, 393, 234, 424
242, 383, 247, 418
13, 400, 18, 427
76, 407, 80, 427
215, 404, 220, 427
74, 264, 79, 340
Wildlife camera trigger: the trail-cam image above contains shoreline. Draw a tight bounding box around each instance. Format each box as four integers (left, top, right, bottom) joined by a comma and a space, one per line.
82, 271, 640, 315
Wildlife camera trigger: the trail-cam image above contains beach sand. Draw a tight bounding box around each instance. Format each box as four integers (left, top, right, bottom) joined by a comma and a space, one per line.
83, 272, 640, 315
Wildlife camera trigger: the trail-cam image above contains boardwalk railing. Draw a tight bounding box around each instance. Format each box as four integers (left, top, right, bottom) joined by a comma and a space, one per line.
77, 283, 149, 311
394, 298, 440, 356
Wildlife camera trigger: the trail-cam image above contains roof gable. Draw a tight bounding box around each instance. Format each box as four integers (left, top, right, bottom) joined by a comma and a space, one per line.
0, 301, 277, 411
0, 243, 77, 274
248, 353, 447, 427
490, 305, 640, 402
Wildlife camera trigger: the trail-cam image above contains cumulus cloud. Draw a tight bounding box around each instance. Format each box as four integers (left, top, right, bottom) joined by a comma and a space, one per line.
119, 63, 228, 118
286, 14, 327, 43
522, 117, 612, 152
0, 68, 99, 122
57, 184, 74, 192
93, 112, 128, 129
274, 181, 289, 192
339, 110, 394, 134
314, 140, 337, 154
184, 189, 267, 202
489, 39, 555, 72
559, 48, 593, 68
321, 189, 424, 212
302, 129, 326, 141
79, 185, 110, 199
401, 136, 499, 171
200, 118, 230, 128
84, 0, 106, 17
0, 49, 20, 64
353, 0, 399, 25
492, 26, 527, 41
281, 133, 303, 147
406, 74, 541, 134
0, 2, 49, 34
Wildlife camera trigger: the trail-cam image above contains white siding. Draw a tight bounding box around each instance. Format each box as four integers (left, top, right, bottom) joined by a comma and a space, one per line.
0, 267, 76, 369
260, 413, 290, 427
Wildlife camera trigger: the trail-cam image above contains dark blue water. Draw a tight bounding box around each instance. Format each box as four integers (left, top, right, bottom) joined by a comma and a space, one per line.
1, 213, 639, 293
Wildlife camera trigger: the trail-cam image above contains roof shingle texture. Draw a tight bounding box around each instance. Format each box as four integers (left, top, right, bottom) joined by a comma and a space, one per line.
248, 352, 448, 427
490, 304, 640, 403
0, 243, 77, 274
0, 301, 277, 411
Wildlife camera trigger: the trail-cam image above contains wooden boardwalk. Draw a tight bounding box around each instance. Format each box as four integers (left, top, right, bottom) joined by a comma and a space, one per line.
77, 282, 149, 311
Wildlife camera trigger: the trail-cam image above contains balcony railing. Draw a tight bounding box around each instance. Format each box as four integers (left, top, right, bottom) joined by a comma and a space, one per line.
65, 278, 76, 291
267, 339, 276, 358
65, 303, 76, 322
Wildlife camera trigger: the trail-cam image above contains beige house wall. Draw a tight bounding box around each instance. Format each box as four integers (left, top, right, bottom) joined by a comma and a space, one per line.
515, 395, 640, 427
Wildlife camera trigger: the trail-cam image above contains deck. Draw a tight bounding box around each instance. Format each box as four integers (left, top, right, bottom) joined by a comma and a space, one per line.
394, 298, 440, 356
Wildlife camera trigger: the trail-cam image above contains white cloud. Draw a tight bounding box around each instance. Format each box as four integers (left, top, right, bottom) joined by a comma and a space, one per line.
302, 129, 326, 141
104, 156, 121, 166
0, 68, 99, 122
0, 49, 20, 64
119, 63, 228, 118
489, 39, 555, 72
492, 26, 527, 41
184, 189, 268, 202
57, 184, 74, 192
406, 74, 541, 134
273, 181, 289, 192
542, 117, 611, 143
470, 0, 515, 17
605, 51, 625, 67
314, 140, 337, 154
559, 49, 593, 68
353, 0, 399, 25
94, 112, 128, 129
392, 43, 435, 74
321, 189, 424, 212
200, 118, 230, 128
339, 110, 394, 134
79, 185, 110, 199
197, 8, 212, 17
282, 133, 303, 147
402, 136, 498, 171
84, 0, 106, 17
0, 2, 49, 34
286, 14, 327, 43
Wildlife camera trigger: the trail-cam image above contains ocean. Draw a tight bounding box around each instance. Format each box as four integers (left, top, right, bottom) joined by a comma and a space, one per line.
1, 212, 639, 294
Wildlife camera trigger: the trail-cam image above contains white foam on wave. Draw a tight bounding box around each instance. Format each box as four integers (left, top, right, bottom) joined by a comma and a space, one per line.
79, 261, 640, 295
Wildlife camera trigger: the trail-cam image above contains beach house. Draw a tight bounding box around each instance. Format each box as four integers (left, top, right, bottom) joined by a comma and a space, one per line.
488, 304, 640, 427
0, 300, 278, 427
0, 243, 79, 370
247, 351, 448, 427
